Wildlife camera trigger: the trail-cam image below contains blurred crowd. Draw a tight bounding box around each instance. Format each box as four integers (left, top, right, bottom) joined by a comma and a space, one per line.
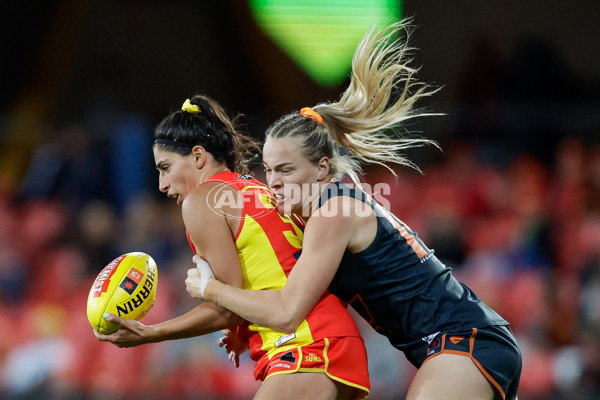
0, 112, 598, 400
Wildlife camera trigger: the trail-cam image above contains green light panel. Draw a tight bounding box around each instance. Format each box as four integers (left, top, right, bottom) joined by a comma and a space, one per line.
248, 0, 402, 87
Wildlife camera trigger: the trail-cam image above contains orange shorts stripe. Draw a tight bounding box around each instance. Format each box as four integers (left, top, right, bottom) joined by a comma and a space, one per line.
423, 329, 507, 399
256, 336, 370, 400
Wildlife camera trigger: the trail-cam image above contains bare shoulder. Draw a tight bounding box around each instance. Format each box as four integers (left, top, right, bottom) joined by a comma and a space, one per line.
183, 182, 239, 214
312, 193, 376, 252
182, 181, 242, 234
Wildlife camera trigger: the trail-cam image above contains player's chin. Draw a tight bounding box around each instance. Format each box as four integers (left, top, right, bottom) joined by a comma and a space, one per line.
275, 201, 285, 215
276, 200, 296, 217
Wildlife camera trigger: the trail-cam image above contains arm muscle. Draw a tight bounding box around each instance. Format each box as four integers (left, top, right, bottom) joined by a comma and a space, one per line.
216, 196, 357, 332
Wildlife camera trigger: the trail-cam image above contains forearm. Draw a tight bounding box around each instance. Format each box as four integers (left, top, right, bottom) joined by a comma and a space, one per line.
206, 281, 305, 333
152, 302, 244, 342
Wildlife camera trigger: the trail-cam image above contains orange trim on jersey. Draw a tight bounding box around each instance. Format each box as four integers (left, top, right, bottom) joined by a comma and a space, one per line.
365, 192, 428, 259
349, 294, 374, 325
382, 210, 428, 259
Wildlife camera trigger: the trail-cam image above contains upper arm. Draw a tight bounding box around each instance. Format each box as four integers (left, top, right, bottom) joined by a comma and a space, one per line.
180, 183, 245, 330
182, 183, 244, 289
279, 197, 356, 324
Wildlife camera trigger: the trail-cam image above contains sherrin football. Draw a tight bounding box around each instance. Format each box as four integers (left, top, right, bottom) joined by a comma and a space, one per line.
87, 252, 158, 334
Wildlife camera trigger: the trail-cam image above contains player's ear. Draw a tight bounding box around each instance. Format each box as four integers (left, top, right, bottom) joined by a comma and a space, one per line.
316, 157, 330, 181
192, 146, 207, 169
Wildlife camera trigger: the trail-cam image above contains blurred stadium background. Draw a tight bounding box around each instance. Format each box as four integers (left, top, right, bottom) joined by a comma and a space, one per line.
1, 1, 599, 399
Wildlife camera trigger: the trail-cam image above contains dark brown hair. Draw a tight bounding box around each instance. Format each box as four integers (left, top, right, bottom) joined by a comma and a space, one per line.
154, 93, 260, 174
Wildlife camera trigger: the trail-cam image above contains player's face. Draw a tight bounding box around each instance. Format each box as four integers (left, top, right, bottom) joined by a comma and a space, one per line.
263, 136, 327, 217
153, 147, 198, 206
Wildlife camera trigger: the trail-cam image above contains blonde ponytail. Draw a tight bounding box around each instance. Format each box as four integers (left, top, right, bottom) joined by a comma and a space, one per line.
265, 20, 441, 184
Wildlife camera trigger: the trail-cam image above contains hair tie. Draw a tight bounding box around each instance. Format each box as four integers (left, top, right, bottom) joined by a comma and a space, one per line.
182, 99, 202, 114
300, 107, 324, 124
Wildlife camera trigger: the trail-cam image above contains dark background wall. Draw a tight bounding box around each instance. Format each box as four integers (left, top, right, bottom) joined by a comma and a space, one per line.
3, 0, 599, 149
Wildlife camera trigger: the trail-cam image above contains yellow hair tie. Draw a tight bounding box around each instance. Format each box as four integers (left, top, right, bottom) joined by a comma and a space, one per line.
300, 107, 323, 124
182, 99, 201, 114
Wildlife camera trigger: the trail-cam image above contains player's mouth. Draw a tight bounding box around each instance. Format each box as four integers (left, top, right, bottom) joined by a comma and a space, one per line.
169, 193, 182, 205
274, 193, 286, 207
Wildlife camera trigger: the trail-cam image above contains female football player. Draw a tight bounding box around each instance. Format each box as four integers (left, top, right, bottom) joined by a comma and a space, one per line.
187, 21, 522, 400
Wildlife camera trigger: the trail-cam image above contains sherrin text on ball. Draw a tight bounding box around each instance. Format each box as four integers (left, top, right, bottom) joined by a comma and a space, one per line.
87, 252, 158, 334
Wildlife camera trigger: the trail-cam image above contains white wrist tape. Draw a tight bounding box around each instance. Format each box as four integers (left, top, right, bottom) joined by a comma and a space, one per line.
195, 258, 215, 296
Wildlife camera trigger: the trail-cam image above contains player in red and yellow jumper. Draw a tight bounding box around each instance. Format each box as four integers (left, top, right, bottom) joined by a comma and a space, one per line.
95, 94, 369, 400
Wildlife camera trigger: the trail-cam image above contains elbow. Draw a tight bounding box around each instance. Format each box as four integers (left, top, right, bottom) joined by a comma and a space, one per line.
279, 320, 302, 334
275, 310, 305, 334
274, 296, 310, 333
223, 310, 245, 328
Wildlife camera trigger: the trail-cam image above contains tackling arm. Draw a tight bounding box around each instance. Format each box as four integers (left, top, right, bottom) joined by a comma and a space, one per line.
194, 197, 355, 333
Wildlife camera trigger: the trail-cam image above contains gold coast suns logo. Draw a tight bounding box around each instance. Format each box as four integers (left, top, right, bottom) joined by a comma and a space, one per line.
205, 182, 277, 221
304, 353, 322, 363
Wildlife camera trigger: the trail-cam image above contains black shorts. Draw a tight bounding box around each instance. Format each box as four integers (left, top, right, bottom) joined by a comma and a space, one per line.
414, 325, 522, 400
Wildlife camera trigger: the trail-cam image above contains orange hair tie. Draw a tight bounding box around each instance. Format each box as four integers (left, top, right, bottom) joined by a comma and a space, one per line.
300, 107, 324, 124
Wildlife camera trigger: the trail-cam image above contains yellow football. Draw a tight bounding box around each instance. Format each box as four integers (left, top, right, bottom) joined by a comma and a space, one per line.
87, 252, 158, 334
